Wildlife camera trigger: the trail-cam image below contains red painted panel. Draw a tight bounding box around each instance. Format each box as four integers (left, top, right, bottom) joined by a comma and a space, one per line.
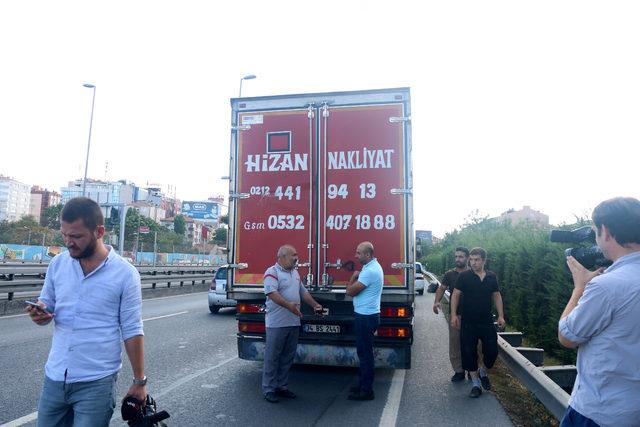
234, 110, 315, 285
320, 104, 406, 287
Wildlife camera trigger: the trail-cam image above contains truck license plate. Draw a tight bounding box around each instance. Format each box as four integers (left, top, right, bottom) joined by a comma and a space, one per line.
304, 324, 341, 334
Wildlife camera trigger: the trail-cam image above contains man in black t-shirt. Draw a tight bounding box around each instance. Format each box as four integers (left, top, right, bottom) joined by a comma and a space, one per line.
450, 247, 505, 398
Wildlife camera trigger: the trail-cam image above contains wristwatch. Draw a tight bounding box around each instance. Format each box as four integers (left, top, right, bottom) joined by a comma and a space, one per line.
132, 376, 147, 386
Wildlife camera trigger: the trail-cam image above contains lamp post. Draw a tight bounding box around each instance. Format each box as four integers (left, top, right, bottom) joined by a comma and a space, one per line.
41, 232, 46, 262
238, 74, 256, 97
82, 83, 96, 197
23, 226, 32, 246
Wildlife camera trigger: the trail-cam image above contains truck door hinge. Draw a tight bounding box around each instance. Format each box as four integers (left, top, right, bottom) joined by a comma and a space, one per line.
229, 192, 250, 200
322, 103, 329, 118
390, 188, 412, 195
231, 124, 251, 131
297, 262, 311, 268
391, 263, 414, 269
307, 105, 315, 119
228, 263, 249, 269
389, 116, 411, 123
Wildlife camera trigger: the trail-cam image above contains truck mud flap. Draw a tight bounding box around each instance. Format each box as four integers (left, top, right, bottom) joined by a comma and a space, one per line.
238, 335, 410, 369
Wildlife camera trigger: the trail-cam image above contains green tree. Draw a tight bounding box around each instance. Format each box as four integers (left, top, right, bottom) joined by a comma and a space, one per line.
213, 227, 227, 245
174, 215, 186, 236
42, 204, 63, 229
219, 214, 228, 225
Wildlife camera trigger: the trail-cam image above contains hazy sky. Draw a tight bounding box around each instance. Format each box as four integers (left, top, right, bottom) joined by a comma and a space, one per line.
1, 1, 638, 236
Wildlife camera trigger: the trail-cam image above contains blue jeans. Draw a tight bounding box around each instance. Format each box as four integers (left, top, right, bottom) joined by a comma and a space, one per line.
37, 373, 118, 427
560, 406, 600, 427
354, 313, 380, 393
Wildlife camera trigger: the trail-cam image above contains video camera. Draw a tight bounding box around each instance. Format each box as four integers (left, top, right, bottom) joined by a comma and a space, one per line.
122, 395, 170, 427
549, 226, 612, 269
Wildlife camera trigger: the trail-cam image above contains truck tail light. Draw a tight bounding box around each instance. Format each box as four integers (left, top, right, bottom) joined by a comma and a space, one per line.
237, 303, 263, 313
238, 322, 266, 334
380, 307, 408, 318
376, 327, 410, 338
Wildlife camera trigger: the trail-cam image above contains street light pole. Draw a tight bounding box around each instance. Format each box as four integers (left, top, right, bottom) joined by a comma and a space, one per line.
238, 74, 257, 98
82, 83, 96, 197
41, 233, 46, 262
23, 226, 31, 246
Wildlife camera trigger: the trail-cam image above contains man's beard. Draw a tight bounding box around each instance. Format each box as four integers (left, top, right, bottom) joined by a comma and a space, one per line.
69, 237, 97, 259
455, 261, 466, 268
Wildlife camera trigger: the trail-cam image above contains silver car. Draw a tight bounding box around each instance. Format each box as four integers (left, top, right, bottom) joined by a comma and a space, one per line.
415, 262, 426, 295
208, 266, 236, 313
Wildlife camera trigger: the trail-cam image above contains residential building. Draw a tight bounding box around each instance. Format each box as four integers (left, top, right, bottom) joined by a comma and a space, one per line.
0, 176, 31, 222
499, 205, 549, 226
130, 201, 167, 224
186, 218, 207, 246
61, 179, 133, 205
144, 187, 180, 218
30, 186, 61, 222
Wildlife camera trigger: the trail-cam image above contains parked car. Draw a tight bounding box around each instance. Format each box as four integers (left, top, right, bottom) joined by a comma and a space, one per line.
425, 271, 441, 293
208, 266, 236, 313
415, 262, 426, 295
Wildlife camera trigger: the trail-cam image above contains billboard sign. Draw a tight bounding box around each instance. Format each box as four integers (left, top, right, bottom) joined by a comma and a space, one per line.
181, 201, 220, 222
416, 230, 432, 244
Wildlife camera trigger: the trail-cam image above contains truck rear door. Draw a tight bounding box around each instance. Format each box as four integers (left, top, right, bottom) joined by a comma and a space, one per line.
319, 103, 410, 289
230, 108, 316, 287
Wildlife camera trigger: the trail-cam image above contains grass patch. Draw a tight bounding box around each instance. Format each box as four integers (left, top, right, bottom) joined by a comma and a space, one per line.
491, 358, 559, 427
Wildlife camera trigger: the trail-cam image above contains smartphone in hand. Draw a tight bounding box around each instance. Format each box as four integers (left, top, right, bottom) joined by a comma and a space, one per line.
25, 300, 50, 314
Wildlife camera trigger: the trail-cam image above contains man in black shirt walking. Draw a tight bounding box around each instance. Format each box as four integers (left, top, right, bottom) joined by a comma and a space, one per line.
450, 247, 505, 398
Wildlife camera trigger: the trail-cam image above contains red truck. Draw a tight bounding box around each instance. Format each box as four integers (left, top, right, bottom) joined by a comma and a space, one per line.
226, 87, 415, 368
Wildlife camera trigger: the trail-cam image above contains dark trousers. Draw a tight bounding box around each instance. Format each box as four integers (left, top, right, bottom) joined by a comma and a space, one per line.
262, 326, 299, 394
460, 321, 498, 372
354, 313, 380, 393
560, 406, 600, 427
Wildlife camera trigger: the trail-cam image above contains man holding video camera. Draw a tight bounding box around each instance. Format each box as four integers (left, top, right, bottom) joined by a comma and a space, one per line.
558, 197, 640, 426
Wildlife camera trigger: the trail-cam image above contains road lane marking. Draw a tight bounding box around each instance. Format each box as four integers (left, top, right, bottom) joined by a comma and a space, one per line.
0, 313, 28, 320
0, 291, 208, 320
145, 291, 208, 302
0, 411, 38, 427
155, 356, 238, 398
379, 369, 406, 427
143, 311, 188, 322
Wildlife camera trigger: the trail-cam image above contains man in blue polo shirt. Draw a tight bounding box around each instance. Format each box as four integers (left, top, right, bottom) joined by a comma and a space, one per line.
346, 241, 383, 401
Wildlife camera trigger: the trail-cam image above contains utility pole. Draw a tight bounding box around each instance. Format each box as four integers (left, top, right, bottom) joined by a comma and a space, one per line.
41, 233, 46, 262
153, 231, 158, 267
134, 213, 141, 263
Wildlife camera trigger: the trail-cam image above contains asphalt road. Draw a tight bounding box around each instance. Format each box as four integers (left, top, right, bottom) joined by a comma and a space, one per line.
0, 292, 513, 427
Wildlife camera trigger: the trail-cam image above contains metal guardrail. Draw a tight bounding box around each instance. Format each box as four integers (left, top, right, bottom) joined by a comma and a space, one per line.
497, 336, 570, 419
0, 264, 217, 300
443, 289, 571, 420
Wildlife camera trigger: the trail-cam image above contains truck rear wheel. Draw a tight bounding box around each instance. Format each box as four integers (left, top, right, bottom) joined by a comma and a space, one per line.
209, 305, 221, 314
